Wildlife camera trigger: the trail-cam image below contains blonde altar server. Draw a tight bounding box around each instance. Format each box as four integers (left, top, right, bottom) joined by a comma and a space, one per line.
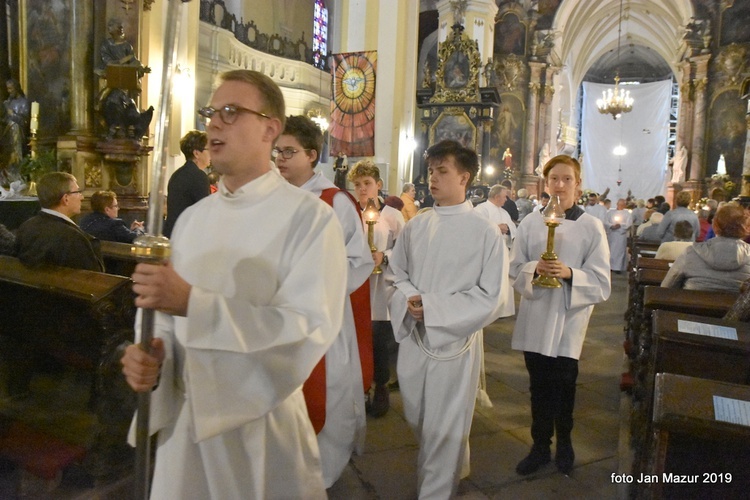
474, 184, 516, 317
275, 114, 374, 487
121, 70, 347, 499
605, 198, 632, 273
390, 140, 506, 499
511, 155, 610, 476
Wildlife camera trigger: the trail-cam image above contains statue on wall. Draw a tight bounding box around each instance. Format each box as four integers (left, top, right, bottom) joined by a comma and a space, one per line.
333, 152, 349, 190
0, 104, 24, 185
3, 79, 30, 154
96, 19, 153, 140
97, 18, 150, 77
671, 144, 687, 183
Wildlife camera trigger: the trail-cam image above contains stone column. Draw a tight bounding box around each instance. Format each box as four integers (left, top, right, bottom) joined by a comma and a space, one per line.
465, 0, 498, 66
68, 0, 94, 134
523, 62, 544, 178
538, 65, 556, 155
742, 102, 750, 197
675, 60, 693, 153
688, 54, 710, 181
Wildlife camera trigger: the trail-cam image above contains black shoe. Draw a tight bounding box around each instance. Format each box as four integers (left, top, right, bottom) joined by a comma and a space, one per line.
555, 442, 575, 475
368, 384, 390, 418
516, 448, 551, 475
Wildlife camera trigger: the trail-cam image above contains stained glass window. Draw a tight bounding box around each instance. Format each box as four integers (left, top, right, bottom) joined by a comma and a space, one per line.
313, 0, 328, 68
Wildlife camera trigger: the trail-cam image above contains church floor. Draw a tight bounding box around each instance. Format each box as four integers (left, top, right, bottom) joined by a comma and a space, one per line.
0, 273, 630, 499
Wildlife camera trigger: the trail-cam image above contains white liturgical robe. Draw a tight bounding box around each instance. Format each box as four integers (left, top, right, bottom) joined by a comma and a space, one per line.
606, 209, 632, 272
300, 172, 373, 487
390, 201, 506, 499
474, 200, 516, 317
131, 170, 347, 499
510, 210, 611, 359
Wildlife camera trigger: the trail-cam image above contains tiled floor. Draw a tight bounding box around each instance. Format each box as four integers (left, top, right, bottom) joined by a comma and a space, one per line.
0, 273, 630, 499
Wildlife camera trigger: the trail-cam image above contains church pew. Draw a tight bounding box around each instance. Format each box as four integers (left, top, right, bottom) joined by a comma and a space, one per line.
636, 256, 672, 271
100, 240, 138, 277
630, 310, 750, 492
647, 373, 750, 499
0, 255, 136, 483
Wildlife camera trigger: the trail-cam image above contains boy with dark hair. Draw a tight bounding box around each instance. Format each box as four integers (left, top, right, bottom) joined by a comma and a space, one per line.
275, 114, 373, 487
390, 139, 506, 497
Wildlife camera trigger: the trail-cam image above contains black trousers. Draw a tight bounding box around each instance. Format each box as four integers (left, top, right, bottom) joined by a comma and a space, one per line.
523, 351, 579, 450
372, 320, 394, 386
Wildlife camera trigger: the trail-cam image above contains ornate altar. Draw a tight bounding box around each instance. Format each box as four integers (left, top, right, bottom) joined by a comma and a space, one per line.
415, 23, 500, 198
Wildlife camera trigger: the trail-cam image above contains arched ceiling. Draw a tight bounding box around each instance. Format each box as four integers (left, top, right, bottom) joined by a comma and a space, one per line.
552, 0, 694, 86
585, 43, 673, 83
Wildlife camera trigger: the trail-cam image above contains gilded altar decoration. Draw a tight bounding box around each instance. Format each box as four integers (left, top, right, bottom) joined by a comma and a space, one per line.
330, 51, 377, 157
429, 107, 477, 149
494, 54, 528, 92
716, 44, 748, 86
430, 24, 481, 104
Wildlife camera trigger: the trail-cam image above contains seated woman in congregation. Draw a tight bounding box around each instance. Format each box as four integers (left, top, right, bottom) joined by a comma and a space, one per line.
654, 220, 693, 260
661, 203, 750, 292
80, 190, 144, 243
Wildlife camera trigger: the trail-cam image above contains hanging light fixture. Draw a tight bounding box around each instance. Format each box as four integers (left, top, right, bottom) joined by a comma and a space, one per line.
596, 0, 634, 120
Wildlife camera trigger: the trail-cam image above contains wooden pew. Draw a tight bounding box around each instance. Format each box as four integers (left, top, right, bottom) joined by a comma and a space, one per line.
648, 373, 750, 499
0, 255, 136, 483
100, 240, 138, 277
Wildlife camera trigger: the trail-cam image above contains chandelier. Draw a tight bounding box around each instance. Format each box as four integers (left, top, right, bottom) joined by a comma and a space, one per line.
596, 0, 634, 120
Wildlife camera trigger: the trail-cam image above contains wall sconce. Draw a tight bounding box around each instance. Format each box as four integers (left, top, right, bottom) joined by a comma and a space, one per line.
308, 108, 329, 131
173, 63, 192, 94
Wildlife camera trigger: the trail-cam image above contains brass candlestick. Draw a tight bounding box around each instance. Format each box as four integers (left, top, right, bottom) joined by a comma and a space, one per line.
532, 194, 565, 288
362, 197, 382, 275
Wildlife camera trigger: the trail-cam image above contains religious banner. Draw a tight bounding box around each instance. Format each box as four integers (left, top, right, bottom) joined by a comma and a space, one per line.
330, 51, 377, 157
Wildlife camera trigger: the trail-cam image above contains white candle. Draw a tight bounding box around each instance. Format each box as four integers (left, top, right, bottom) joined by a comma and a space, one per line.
30, 101, 40, 133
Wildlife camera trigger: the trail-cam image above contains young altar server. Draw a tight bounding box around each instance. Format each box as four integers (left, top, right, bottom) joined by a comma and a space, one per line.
121, 70, 347, 498
275, 114, 374, 487
511, 155, 611, 476
474, 183, 517, 317
605, 198, 632, 273
348, 160, 405, 417
389, 140, 507, 498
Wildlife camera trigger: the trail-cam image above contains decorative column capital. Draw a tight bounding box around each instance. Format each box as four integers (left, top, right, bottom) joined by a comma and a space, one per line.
692, 77, 708, 93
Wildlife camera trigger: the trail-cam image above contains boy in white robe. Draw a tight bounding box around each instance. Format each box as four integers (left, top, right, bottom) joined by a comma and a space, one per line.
121, 70, 347, 499
474, 184, 516, 317
275, 114, 374, 487
349, 160, 406, 417
511, 155, 611, 477
390, 140, 506, 499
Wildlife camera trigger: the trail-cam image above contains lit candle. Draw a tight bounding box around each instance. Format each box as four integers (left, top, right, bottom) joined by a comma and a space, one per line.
30, 101, 40, 133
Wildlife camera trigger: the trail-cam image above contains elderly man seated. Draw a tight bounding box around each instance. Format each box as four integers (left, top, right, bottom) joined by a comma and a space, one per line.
15, 172, 104, 271
80, 190, 144, 243
661, 203, 750, 292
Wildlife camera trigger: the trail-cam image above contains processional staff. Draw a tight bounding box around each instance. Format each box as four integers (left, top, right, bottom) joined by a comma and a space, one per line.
130, 1, 192, 499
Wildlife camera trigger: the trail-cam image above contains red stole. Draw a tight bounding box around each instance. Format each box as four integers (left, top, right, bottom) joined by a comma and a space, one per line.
302, 187, 374, 434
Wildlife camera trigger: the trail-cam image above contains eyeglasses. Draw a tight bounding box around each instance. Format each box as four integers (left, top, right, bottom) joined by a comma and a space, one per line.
66, 189, 83, 196
272, 147, 311, 160
197, 105, 271, 125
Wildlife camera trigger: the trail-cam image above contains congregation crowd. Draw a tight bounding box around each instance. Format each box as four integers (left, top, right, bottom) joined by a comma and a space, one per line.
2, 69, 750, 499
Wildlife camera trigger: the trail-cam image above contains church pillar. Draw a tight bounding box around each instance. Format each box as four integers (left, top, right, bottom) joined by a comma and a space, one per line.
523, 62, 544, 177
742, 101, 750, 197
537, 65, 556, 163
465, 0, 498, 66
688, 54, 710, 181
68, 0, 94, 134
675, 60, 693, 153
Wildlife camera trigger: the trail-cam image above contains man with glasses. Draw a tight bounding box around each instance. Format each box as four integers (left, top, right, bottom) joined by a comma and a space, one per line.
121, 70, 347, 499
163, 130, 211, 238
80, 190, 144, 243
15, 172, 104, 271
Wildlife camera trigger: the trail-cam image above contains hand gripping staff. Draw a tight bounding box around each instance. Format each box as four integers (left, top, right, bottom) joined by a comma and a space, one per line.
130, 1, 191, 498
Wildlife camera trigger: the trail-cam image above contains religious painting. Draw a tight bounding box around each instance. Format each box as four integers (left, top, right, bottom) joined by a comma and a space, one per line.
720, 0, 750, 46
536, 0, 562, 30
494, 13, 526, 57
24, 0, 71, 140
490, 93, 525, 170
430, 23, 481, 104
706, 89, 746, 178
330, 51, 377, 157
429, 109, 476, 150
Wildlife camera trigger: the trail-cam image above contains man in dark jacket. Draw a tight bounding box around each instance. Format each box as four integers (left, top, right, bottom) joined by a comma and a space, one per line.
163, 130, 211, 237
15, 172, 104, 272
80, 190, 144, 243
